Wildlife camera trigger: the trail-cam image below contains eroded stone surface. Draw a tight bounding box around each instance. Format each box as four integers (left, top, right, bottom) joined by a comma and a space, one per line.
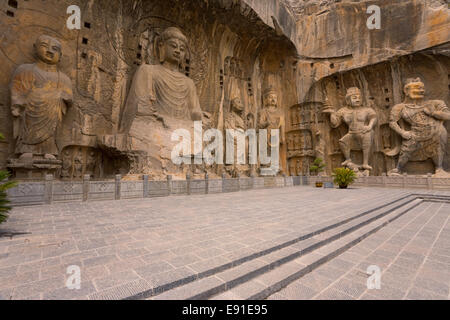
0, 0, 448, 179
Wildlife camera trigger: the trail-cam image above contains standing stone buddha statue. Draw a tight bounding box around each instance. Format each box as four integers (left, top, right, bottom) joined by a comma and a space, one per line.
10, 35, 73, 160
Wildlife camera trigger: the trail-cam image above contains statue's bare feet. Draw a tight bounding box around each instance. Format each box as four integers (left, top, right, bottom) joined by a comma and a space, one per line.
341, 159, 354, 167
362, 164, 373, 171
387, 168, 402, 176
44, 154, 56, 160
434, 168, 450, 178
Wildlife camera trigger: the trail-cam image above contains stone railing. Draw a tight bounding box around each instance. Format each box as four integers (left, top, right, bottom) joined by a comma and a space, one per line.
308, 174, 450, 191
7, 173, 450, 207
7, 174, 293, 207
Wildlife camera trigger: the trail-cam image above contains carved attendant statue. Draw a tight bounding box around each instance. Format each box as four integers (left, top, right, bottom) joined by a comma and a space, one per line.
259, 88, 286, 174
259, 88, 285, 150
120, 27, 202, 132
10, 35, 73, 160
323, 87, 377, 172
224, 97, 247, 176
388, 78, 450, 177
224, 97, 246, 132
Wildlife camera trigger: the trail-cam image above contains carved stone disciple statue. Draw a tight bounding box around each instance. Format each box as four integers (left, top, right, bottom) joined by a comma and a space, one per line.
388, 77, 450, 177
10, 35, 73, 160
323, 87, 377, 172
259, 88, 286, 173
119, 27, 202, 133
224, 97, 248, 176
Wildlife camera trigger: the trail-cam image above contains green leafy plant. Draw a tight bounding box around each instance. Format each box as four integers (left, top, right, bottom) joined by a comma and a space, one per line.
0, 133, 17, 224
332, 167, 357, 189
310, 157, 326, 176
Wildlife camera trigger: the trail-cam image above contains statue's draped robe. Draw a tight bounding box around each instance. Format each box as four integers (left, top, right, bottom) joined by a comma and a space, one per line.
118, 64, 203, 177
119, 64, 202, 133
224, 111, 247, 169
10, 64, 73, 156
259, 108, 284, 147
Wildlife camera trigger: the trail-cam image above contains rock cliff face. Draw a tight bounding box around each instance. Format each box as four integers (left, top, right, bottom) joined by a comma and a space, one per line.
0, 0, 449, 179
286, 0, 450, 176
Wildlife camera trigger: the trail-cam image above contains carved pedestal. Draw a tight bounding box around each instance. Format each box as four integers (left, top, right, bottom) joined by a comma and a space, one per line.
7, 158, 62, 180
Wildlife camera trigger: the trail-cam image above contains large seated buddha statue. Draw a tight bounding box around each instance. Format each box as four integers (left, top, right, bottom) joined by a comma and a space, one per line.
114, 27, 204, 177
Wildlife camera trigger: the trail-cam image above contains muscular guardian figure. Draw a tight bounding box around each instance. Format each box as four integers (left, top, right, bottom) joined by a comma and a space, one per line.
323, 87, 377, 171
388, 77, 450, 176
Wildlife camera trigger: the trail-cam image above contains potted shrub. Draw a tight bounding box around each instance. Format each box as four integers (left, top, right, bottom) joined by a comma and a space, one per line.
0, 133, 17, 224
332, 167, 356, 189
310, 157, 326, 188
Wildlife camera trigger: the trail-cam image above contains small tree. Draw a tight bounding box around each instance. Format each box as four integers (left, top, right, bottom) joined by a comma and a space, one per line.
310, 157, 326, 176
0, 133, 17, 224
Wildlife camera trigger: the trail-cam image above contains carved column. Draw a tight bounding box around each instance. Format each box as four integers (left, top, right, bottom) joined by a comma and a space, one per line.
44, 174, 54, 205
115, 174, 121, 200
143, 175, 149, 198
82, 174, 90, 202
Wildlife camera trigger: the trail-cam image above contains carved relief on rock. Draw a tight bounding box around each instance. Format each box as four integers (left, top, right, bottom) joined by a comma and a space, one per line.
59, 146, 102, 180
120, 27, 203, 132
223, 97, 250, 177
323, 87, 377, 175
387, 77, 450, 177
258, 87, 285, 175
7, 35, 73, 179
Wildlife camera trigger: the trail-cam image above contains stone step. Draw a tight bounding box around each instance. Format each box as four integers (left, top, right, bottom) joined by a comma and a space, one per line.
209, 199, 423, 300
124, 193, 417, 300
144, 197, 422, 300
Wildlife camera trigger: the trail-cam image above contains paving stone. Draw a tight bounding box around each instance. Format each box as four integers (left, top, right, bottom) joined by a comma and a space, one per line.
412, 276, 449, 297
167, 254, 202, 268
153, 276, 224, 300
135, 262, 175, 278
44, 281, 97, 300
89, 279, 150, 300
278, 282, 318, 300
10, 276, 65, 299
83, 255, 118, 267
405, 286, 447, 300
94, 270, 141, 291
314, 288, 354, 300
2, 188, 449, 300
229, 280, 267, 299
330, 277, 367, 299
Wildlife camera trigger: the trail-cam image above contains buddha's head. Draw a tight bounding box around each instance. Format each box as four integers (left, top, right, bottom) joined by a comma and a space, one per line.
263, 88, 278, 108
34, 35, 62, 65
404, 77, 425, 100
345, 87, 362, 108
159, 27, 188, 67
231, 97, 244, 114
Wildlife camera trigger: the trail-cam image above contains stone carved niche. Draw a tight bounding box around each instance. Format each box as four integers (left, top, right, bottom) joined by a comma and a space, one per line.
60, 147, 101, 180
0, 0, 298, 180
304, 50, 450, 176
287, 102, 325, 175
92, 0, 297, 179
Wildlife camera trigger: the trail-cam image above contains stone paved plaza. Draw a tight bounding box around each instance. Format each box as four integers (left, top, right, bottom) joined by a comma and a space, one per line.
0, 186, 449, 300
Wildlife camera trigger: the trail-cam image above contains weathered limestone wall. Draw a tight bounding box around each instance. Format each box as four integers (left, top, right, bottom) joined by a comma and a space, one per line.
288, 0, 450, 176
0, 0, 297, 179
1, 0, 449, 180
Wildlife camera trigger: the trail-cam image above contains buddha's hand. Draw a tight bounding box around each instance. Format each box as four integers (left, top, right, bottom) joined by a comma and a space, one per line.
11, 104, 23, 117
